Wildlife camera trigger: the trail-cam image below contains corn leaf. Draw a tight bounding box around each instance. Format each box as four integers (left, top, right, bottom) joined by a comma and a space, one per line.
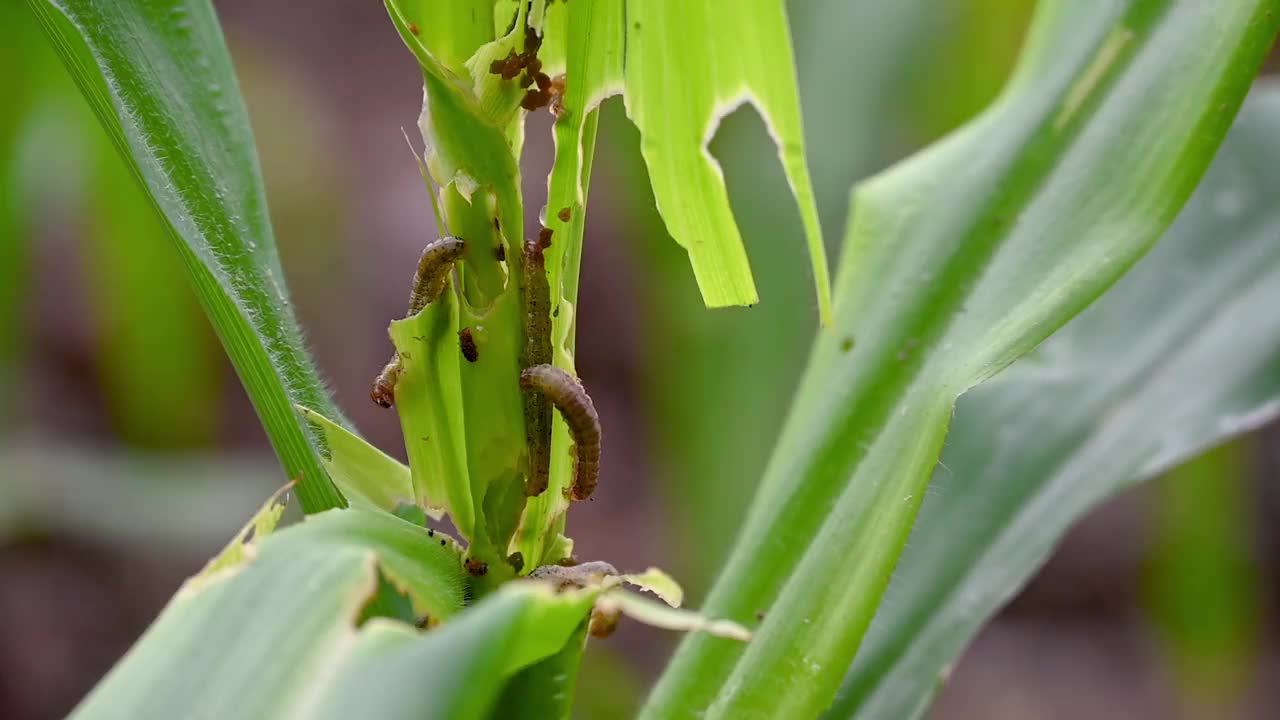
624, 0, 831, 322
643, 2, 1280, 717
829, 84, 1280, 720
26, 0, 346, 511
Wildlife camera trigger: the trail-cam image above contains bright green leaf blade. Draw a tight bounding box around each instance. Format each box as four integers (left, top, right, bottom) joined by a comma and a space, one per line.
623, 0, 831, 322
299, 406, 426, 517
26, 0, 346, 511
70, 507, 468, 719
390, 298, 473, 534
492, 620, 589, 720
829, 86, 1280, 720
643, 2, 1280, 717
311, 585, 593, 720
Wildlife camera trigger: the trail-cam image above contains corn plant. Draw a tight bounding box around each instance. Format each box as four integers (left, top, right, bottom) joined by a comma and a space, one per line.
20, 0, 1280, 718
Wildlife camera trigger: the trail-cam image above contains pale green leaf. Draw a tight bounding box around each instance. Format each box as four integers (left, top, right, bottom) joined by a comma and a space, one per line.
71, 508, 473, 720
298, 406, 429, 518
829, 85, 1280, 720
389, 298, 474, 537
643, 3, 1280, 718
189, 483, 290, 589
619, 567, 685, 608
624, 0, 831, 322
600, 591, 751, 643
310, 585, 594, 720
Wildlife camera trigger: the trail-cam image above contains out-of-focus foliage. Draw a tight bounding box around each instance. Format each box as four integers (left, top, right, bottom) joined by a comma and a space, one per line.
1144, 441, 1263, 717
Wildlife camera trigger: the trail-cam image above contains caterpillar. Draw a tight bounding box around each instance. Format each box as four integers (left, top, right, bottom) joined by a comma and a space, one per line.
370, 236, 467, 408
520, 239, 554, 495
406, 236, 467, 315
519, 364, 601, 502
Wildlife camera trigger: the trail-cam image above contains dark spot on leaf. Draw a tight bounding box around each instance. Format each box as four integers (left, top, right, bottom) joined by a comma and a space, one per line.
459, 327, 479, 362
840, 337, 855, 353
557, 206, 572, 222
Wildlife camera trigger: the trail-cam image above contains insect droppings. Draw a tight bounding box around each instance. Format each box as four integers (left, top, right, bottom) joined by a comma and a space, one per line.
459, 327, 479, 362
519, 364, 601, 502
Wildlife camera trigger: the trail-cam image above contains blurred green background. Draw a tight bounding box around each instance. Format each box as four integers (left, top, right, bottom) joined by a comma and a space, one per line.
1, 2, 1277, 719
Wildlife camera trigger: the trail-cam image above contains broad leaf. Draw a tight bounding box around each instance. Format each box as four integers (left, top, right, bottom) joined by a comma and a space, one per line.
70, 507, 558, 720
624, 0, 831, 322
299, 406, 424, 517
26, 0, 346, 511
828, 85, 1280, 720
643, 2, 1280, 718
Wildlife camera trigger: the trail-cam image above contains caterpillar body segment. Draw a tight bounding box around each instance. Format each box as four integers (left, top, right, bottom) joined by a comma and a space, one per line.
370, 236, 467, 408
519, 364, 601, 502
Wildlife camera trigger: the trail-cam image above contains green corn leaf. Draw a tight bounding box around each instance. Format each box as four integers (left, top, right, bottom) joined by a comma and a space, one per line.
299, 406, 424, 517
69, 506, 601, 720
389, 295, 474, 536
309, 585, 594, 720
624, 0, 831, 322
643, 2, 1280, 718
829, 85, 1280, 720
70, 507, 478, 719
492, 621, 589, 720
26, 0, 347, 511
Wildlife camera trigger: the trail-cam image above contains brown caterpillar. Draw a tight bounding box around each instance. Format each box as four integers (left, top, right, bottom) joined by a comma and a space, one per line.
520, 238, 555, 494
370, 236, 467, 408
464, 557, 489, 577
519, 364, 601, 502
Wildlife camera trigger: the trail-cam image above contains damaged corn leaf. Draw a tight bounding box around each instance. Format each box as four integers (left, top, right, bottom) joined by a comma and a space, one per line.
644, 3, 1280, 718
512, 0, 625, 570
187, 482, 291, 591
72, 510, 595, 720
71, 507, 471, 719
299, 406, 428, 517
598, 591, 752, 643
614, 567, 684, 608
27, 0, 347, 512
310, 584, 595, 720
382, 0, 535, 572
624, 0, 831, 323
